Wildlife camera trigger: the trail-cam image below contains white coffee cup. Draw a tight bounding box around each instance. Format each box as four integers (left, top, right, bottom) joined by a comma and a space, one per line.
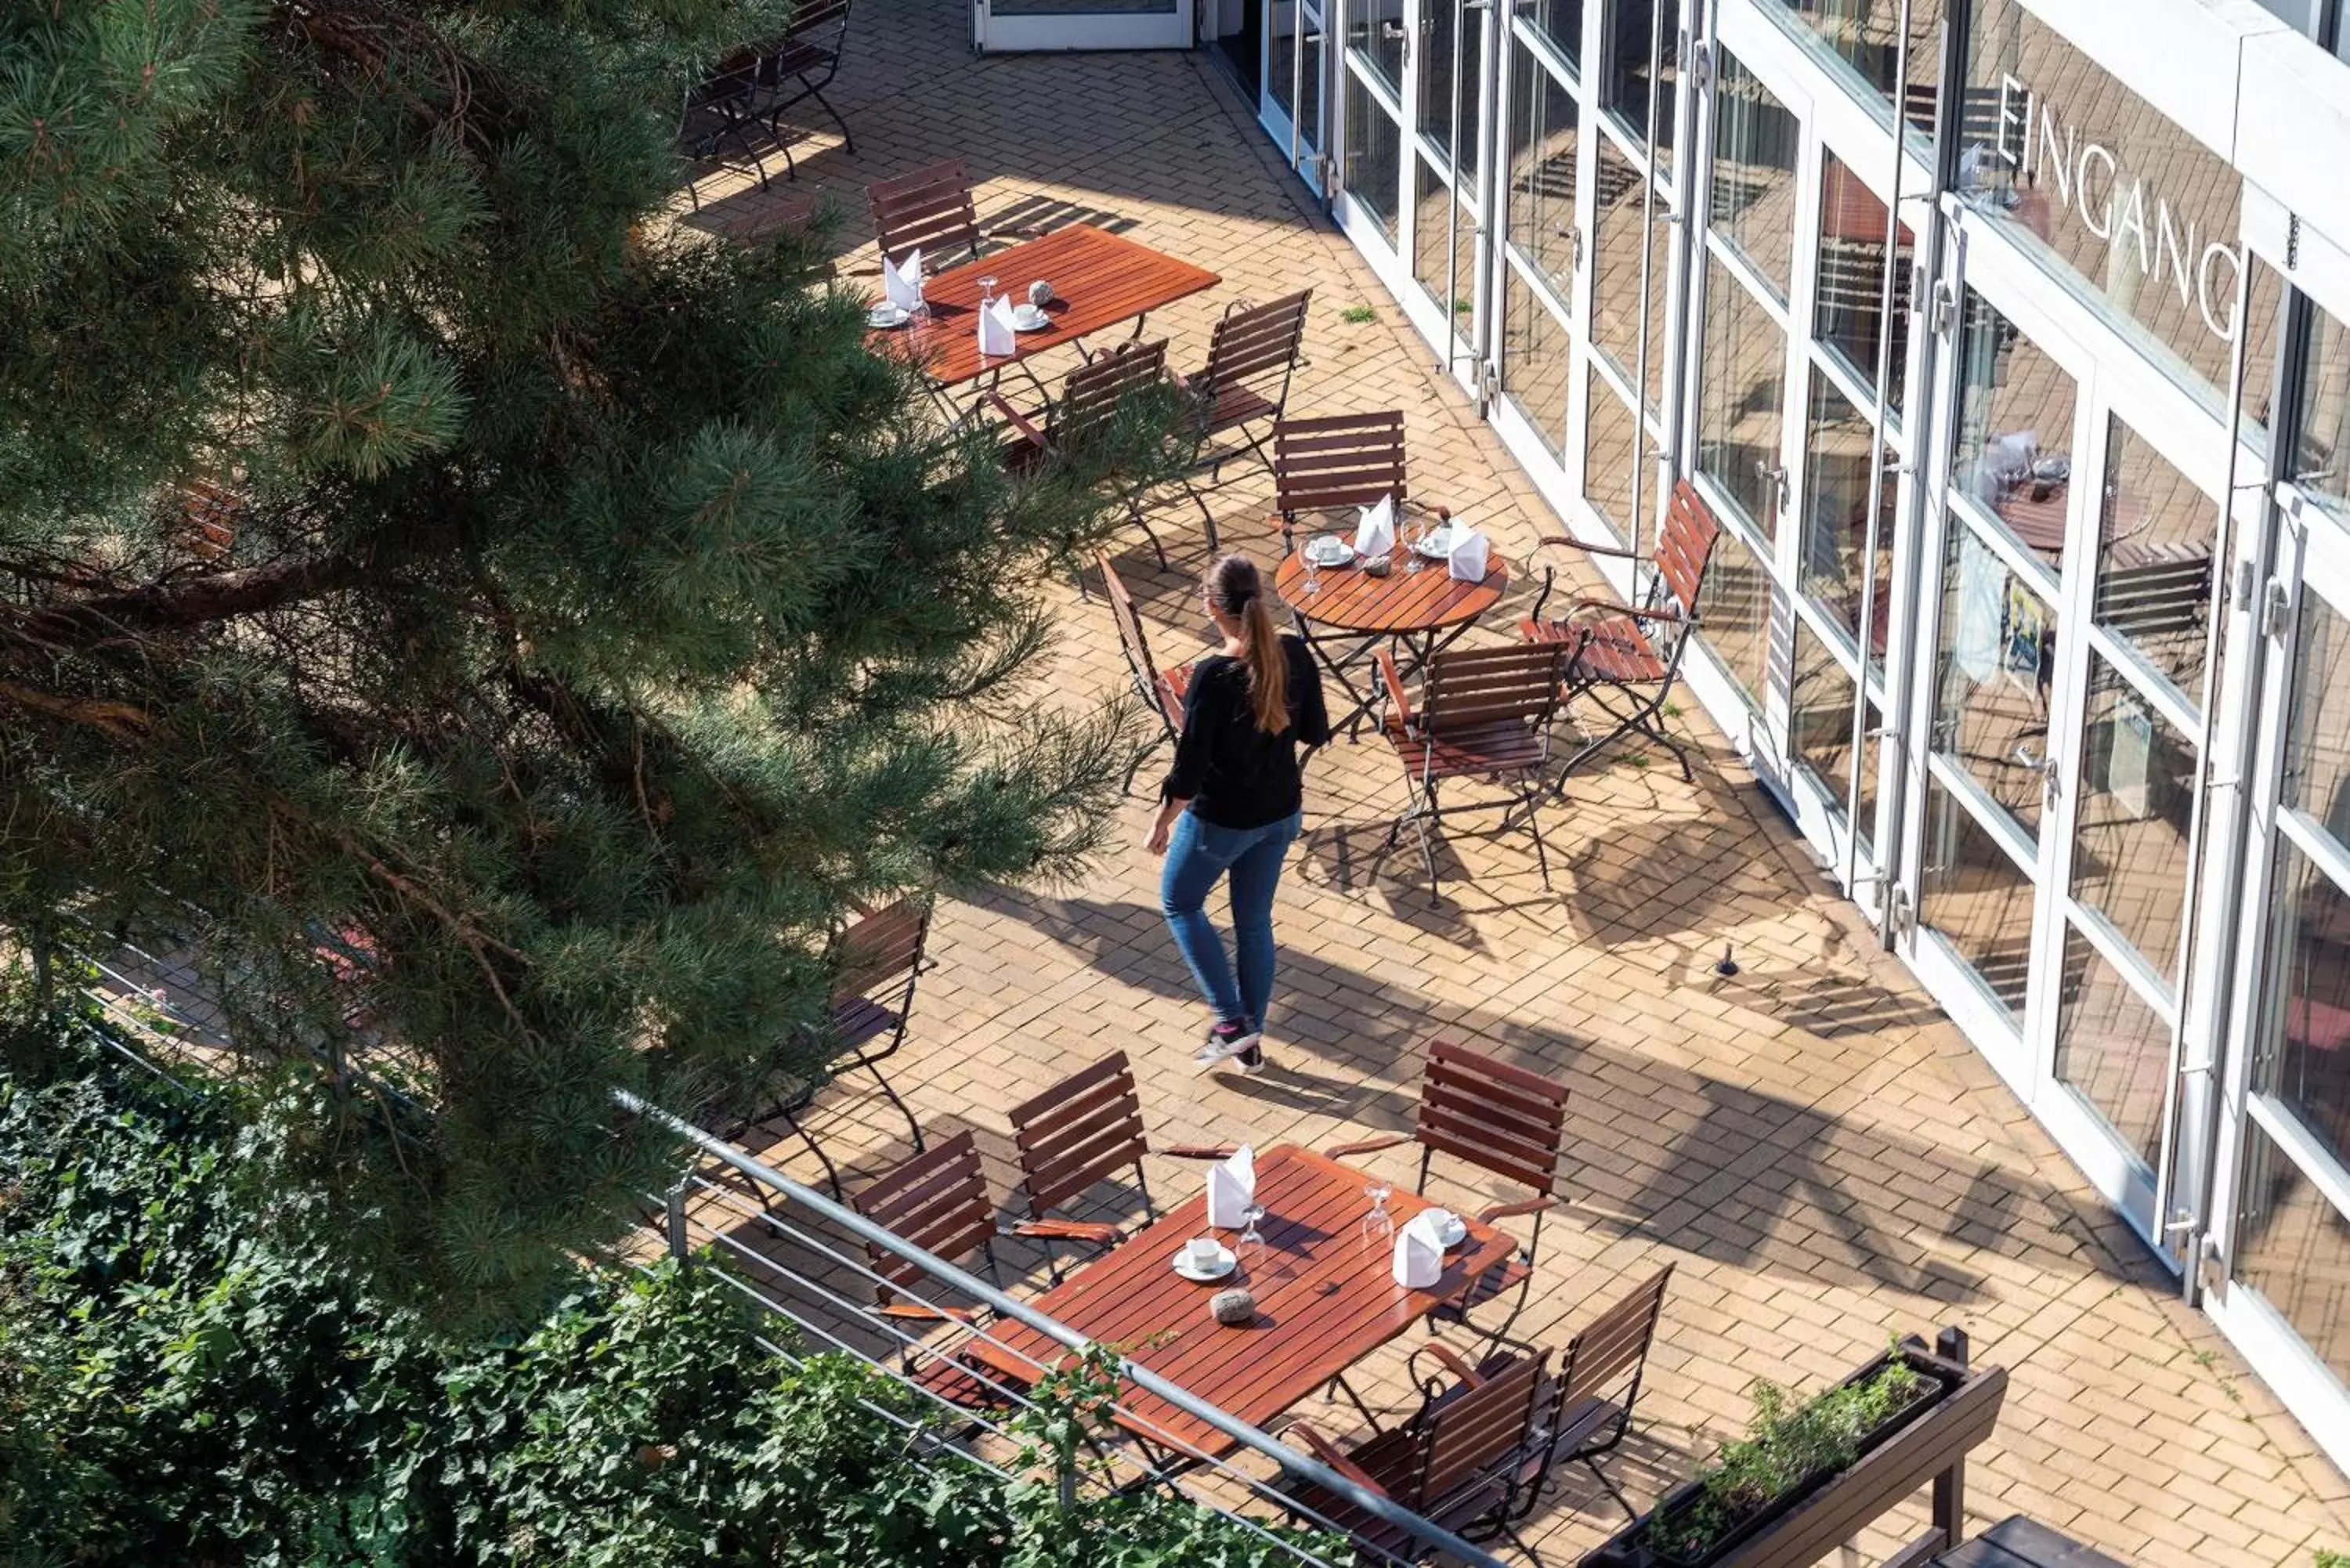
1186, 1237, 1220, 1270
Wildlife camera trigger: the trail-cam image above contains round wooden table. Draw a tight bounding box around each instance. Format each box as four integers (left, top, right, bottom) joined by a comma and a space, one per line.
1274, 544, 1512, 733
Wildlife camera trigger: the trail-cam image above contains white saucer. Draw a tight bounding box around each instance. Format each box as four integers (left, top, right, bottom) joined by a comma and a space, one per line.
1304, 535, 1357, 569
1413, 529, 1456, 560
867, 302, 913, 330
1172, 1243, 1238, 1282
1012, 304, 1052, 331
1432, 1212, 1468, 1248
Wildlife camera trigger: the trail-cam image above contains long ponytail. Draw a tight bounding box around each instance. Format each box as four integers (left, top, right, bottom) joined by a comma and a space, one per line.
1207, 554, 1289, 733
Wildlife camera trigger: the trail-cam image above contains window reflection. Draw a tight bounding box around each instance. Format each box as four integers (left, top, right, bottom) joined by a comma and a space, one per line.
1695, 522, 1774, 709
1600, 0, 1674, 176
1520, 0, 1583, 72
2093, 417, 2217, 708
1697, 255, 1787, 537
2233, 1118, 2350, 1390
1919, 774, 2034, 1019
1709, 49, 1799, 301
1591, 139, 1648, 395
1345, 87, 1403, 247
2296, 304, 2350, 526
1932, 522, 2058, 838
1413, 161, 1477, 335
1347, 0, 1405, 99
1764, 0, 1943, 135
1792, 621, 1880, 848
1584, 366, 1646, 543
2257, 836, 2350, 1173
1269, 1, 1323, 149
2284, 593, 2350, 854
2054, 930, 2170, 1168
1814, 153, 1914, 414
1799, 374, 1892, 646
1418, 0, 1482, 169
1502, 267, 1571, 458
2071, 656, 2194, 988
1951, 287, 2076, 569
1959, 0, 2270, 428
1507, 40, 1579, 300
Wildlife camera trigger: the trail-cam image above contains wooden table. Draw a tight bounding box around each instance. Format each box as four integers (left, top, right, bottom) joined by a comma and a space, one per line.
971, 1143, 1515, 1461
1274, 545, 1513, 734
866, 224, 1220, 398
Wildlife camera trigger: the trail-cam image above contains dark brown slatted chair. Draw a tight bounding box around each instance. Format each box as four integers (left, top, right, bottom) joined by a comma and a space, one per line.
1522, 477, 1723, 785
825, 896, 932, 1155
1405, 1265, 1674, 1523
678, 47, 772, 207
851, 1129, 1096, 1409
1269, 410, 1454, 554
1098, 551, 1191, 776
1173, 289, 1312, 528
867, 159, 1045, 270
1329, 1039, 1571, 1346
1009, 1050, 1231, 1281
1377, 641, 1576, 898
992, 339, 1174, 571
748, 0, 853, 180
1279, 1348, 1554, 1560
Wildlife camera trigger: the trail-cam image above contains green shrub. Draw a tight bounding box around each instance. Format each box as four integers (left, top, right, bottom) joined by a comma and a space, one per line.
0, 1019, 1335, 1567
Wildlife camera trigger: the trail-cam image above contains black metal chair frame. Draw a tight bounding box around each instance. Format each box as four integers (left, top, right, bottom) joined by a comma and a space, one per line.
1524, 482, 1721, 787
677, 2, 854, 206
1174, 291, 1312, 533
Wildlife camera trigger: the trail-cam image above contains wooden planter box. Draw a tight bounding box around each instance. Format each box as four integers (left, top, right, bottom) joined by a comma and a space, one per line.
1582, 1330, 2008, 1568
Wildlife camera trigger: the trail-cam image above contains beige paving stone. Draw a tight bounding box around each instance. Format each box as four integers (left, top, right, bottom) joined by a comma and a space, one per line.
668, 6, 2350, 1565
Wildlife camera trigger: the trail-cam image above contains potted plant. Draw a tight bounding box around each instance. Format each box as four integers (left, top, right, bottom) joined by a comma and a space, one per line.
1586, 1338, 1967, 1568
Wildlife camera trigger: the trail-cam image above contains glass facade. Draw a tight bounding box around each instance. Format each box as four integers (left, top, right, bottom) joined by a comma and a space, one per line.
1283, 0, 2350, 1472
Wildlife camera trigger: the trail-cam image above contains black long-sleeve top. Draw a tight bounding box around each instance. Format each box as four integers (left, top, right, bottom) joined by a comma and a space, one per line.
1159, 636, 1330, 829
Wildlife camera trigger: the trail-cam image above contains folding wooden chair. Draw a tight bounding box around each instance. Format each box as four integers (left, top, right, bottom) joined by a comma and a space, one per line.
992, 338, 1174, 571
1329, 1039, 1571, 1348
1269, 410, 1452, 554
1173, 290, 1311, 528
1377, 641, 1576, 898
1542, 1263, 1673, 1517
1009, 1050, 1231, 1281
1280, 1347, 1554, 1559
824, 896, 933, 1151
1521, 478, 1723, 784
867, 158, 1044, 269
1097, 551, 1191, 783
851, 1129, 1112, 1410
678, 48, 773, 207
748, 0, 853, 179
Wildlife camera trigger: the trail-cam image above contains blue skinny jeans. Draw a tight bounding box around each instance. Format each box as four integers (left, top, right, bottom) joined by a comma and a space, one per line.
1159, 808, 1303, 1031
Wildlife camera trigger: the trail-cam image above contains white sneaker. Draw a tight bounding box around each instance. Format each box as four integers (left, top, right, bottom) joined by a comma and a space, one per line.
1193, 1021, 1261, 1071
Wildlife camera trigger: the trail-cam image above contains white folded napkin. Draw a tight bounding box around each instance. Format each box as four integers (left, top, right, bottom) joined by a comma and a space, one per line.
882, 248, 924, 312
1354, 494, 1396, 560
1447, 526, 1491, 582
978, 294, 1019, 357
1206, 1144, 1256, 1230
1392, 1209, 1446, 1289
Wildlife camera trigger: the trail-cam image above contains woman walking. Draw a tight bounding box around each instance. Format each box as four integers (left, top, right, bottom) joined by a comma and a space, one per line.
1148, 554, 1329, 1071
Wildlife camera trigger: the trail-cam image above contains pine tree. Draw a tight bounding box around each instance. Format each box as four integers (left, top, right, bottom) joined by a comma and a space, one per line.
0, 0, 1164, 1327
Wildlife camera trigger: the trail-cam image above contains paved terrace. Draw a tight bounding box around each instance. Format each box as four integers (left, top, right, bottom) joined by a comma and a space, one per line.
674, 6, 2350, 1563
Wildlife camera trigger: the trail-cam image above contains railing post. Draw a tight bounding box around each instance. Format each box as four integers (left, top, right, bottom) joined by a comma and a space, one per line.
666, 1181, 691, 1261
1932, 1324, 1969, 1550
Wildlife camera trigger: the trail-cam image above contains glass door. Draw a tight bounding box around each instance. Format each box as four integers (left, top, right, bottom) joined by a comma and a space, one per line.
1336, 0, 1410, 266
1400, 0, 1491, 381
973, 0, 1195, 51
2205, 500, 2350, 1456
1263, 0, 1331, 193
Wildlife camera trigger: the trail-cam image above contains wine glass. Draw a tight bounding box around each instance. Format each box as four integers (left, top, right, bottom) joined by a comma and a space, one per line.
1236, 1204, 1269, 1277
1301, 551, 1321, 598
1404, 511, 1425, 573
978, 274, 999, 307
1360, 1183, 1394, 1248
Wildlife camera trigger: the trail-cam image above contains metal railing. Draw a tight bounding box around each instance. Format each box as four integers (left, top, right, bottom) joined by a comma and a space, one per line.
56, 941, 1518, 1568
615, 1089, 1520, 1568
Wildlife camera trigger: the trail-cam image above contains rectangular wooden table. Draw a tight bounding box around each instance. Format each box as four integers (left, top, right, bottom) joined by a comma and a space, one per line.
971, 1143, 1516, 1460
866, 223, 1220, 392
